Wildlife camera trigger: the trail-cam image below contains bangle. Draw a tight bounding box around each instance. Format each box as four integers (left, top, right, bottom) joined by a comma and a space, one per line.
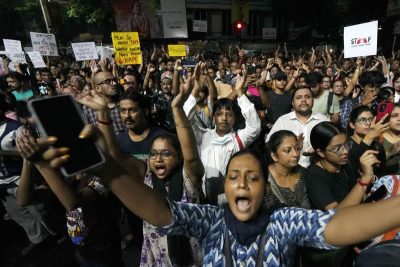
357, 178, 371, 188
97, 118, 112, 125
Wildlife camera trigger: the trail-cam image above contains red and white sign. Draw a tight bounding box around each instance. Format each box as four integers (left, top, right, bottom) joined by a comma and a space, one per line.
344, 21, 378, 58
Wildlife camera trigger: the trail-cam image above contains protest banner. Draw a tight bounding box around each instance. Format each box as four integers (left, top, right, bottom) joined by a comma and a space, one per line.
3, 39, 22, 52
344, 21, 378, 58
168, 44, 186, 57
111, 32, 142, 65
71, 42, 98, 61
27, 51, 47, 68
30, 32, 59, 56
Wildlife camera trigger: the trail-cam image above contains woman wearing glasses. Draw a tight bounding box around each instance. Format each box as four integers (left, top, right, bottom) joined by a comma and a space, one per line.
138, 75, 204, 266
78, 75, 204, 266
306, 122, 378, 211
347, 106, 389, 177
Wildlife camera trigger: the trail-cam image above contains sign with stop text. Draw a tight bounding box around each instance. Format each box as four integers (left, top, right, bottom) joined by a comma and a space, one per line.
344, 21, 378, 58
111, 32, 142, 65
168, 44, 186, 57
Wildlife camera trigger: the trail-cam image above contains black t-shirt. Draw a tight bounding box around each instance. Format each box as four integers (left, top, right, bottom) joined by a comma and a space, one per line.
265, 90, 292, 124
305, 164, 357, 210
116, 127, 168, 161
348, 139, 386, 177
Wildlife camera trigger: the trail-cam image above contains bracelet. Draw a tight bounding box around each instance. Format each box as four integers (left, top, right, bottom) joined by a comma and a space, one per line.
357, 178, 371, 187
97, 118, 112, 125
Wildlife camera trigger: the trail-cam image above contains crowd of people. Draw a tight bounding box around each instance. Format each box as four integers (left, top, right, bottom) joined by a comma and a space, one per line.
1, 41, 400, 266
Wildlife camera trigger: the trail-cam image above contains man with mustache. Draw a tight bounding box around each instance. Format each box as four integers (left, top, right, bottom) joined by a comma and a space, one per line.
115, 91, 167, 255
266, 86, 328, 168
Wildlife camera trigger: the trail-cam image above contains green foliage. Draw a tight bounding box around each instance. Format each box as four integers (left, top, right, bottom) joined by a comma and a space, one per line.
65, 0, 110, 25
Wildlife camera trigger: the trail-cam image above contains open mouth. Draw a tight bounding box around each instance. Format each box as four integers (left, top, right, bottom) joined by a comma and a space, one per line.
235, 196, 251, 212
155, 165, 166, 176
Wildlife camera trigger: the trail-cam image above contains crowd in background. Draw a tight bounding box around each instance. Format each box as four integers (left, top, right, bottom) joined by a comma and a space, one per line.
1, 41, 400, 267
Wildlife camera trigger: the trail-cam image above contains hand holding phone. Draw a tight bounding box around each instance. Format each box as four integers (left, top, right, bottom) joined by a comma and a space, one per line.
28, 95, 105, 177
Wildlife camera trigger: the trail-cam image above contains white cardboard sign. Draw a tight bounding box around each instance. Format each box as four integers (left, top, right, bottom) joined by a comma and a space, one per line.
3, 39, 23, 52
344, 21, 378, 58
193, 20, 207, 32
27, 51, 46, 68
71, 42, 98, 61
30, 32, 59, 56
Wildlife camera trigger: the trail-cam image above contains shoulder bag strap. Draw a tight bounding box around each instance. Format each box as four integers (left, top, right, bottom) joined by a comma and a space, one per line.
224, 230, 234, 267
224, 229, 268, 267
235, 132, 244, 150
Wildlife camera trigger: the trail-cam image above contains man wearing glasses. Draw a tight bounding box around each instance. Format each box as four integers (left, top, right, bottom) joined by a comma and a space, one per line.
82, 71, 125, 134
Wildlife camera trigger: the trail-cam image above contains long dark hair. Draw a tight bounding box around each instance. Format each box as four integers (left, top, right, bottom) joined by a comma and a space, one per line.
266, 130, 297, 165
0, 91, 17, 122
225, 149, 268, 182
310, 121, 343, 154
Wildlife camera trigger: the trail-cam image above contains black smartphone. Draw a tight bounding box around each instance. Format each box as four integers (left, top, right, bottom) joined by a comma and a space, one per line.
182, 57, 198, 68
28, 95, 105, 177
364, 185, 388, 203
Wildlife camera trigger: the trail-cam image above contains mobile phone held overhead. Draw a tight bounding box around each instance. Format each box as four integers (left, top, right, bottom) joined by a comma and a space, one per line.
28, 95, 105, 177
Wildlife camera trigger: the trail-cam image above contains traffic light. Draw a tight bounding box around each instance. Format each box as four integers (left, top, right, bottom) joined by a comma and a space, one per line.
234, 21, 244, 31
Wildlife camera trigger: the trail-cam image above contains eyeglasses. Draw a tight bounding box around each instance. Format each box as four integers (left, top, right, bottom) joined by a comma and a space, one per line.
322, 80, 331, 83
325, 142, 351, 154
148, 150, 175, 160
355, 117, 374, 125
97, 78, 117, 85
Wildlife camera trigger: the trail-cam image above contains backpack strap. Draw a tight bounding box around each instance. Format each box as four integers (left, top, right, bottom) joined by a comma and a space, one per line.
381, 175, 400, 242
327, 91, 334, 115
235, 132, 244, 150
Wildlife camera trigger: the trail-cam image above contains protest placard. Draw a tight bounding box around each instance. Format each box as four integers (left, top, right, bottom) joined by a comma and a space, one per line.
3, 39, 22, 52
71, 42, 98, 61
193, 20, 207, 32
27, 51, 46, 68
344, 21, 378, 58
168, 44, 186, 57
30, 32, 59, 56
0, 50, 27, 64
111, 32, 141, 65
97, 46, 114, 61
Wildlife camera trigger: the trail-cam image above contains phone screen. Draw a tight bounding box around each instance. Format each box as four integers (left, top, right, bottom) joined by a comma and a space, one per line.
28, 95, 105, 176
182, 58, 198, 67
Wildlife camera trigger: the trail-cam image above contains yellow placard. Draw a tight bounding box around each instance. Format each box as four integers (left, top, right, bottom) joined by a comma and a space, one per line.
168, 44, 186, 57
111, 32, 142, 65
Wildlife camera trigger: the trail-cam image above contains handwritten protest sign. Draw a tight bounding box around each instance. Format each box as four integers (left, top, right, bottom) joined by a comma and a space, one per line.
168, 44, 186, 57
344, 21, 378, 58
71, 42, 98, 61
111, 32, 141, 65
0, 50, 27, 64
27, 51, 46, 68
30, 32, 59, 56
96, 46, 114, 61
3, 39, 22, 52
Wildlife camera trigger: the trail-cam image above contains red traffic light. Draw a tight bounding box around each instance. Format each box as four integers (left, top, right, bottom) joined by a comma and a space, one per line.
235, 21, 243, 30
